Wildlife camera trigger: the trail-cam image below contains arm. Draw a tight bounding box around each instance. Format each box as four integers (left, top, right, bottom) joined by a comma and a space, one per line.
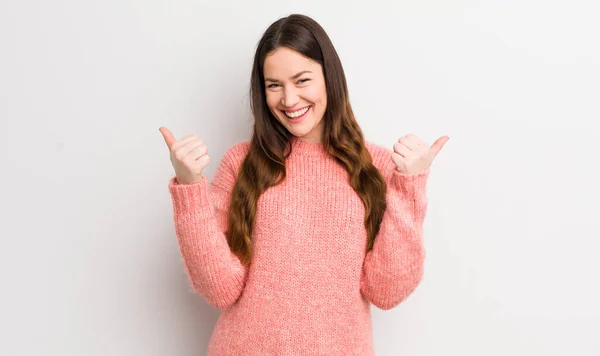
360, 164, 429, 310
168, 145, 248, 309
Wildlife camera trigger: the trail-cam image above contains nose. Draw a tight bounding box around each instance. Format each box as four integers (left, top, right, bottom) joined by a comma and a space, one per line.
281, 86, 300, 108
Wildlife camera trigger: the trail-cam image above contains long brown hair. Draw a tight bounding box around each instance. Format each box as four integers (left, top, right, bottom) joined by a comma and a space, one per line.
226, 14, 387, 267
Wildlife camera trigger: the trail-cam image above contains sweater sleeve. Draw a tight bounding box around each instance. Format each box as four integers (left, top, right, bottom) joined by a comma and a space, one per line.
167, 144, 249, 309
360, 160, 429, 310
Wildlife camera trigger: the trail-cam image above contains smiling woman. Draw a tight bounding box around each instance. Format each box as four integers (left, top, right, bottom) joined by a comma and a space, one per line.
163, 13, 435, 356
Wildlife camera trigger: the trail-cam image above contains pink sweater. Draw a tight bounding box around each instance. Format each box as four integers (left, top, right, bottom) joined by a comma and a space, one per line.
167, 136, 429, 355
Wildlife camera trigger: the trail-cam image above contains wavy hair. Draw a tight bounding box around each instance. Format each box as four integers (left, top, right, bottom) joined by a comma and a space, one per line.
226, 14, 388, 267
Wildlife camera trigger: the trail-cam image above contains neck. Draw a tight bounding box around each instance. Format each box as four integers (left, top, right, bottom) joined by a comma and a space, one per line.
290, 136, 328, 157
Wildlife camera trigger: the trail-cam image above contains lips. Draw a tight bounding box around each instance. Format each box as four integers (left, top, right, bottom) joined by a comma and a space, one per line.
282, 105, 310, 118
283, 106, 310, 123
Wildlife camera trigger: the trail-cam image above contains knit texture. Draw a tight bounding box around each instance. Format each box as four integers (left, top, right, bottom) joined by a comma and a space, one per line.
168, 136, 429, 355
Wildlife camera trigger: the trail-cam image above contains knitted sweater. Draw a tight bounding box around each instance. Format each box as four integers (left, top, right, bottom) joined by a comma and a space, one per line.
167, 136, 429, 355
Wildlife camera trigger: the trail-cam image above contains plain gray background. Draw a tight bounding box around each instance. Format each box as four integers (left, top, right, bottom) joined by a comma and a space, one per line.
1, 0, 599, 355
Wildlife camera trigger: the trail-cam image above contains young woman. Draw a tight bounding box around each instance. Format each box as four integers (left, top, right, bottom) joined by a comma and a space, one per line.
159, 13, 448, 356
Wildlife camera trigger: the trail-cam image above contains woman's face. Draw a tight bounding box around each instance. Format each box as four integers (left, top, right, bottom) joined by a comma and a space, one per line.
263, 47, 327, 143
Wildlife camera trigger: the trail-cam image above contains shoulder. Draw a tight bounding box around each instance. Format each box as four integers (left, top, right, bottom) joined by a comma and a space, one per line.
220, 139, 251, 171
224, 139, 251, 159
364, 140, 395, 177
210, 139, 250, 188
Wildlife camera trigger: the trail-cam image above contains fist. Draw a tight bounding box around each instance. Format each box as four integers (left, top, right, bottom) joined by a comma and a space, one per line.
159, 127, 210, 185
392, 134, 449, 174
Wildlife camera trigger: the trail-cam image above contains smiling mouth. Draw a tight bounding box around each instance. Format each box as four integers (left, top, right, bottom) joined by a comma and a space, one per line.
282, 106, 311, 118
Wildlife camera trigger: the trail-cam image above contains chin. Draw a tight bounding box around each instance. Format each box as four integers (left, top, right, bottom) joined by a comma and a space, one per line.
288, 124, 312, 136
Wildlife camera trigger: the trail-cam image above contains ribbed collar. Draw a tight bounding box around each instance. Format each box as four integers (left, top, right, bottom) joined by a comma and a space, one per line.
290, 136, 328, 157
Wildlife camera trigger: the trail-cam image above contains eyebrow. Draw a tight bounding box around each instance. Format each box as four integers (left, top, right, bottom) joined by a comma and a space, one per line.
264, 70, 312, 82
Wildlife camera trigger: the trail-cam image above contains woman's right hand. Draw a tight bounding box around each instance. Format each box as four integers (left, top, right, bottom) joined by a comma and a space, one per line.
159, 127, 211, 185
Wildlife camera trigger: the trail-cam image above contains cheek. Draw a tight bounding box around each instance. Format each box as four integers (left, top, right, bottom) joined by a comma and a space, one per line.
320, 87, 327, 106
265, 92, 280, 111
305, 86, 326, 105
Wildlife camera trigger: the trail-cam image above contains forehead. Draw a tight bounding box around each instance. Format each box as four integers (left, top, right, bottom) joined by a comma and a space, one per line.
263, 47, 321, 77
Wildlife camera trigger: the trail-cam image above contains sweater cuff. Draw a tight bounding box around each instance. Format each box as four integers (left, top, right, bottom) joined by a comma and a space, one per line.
390, 168, 429, 200
168, 175, 212, 217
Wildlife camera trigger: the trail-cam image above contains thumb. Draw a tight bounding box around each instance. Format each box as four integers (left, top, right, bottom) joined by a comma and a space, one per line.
430, 136, 449, 157
159, 127, 176, 150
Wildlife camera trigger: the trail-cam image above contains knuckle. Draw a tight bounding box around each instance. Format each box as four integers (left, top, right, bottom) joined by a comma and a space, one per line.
174, 150, 185, 161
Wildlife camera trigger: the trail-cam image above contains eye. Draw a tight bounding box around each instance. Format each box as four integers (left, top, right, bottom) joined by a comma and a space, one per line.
267, 83, 280, 88
297, 78, 310, 84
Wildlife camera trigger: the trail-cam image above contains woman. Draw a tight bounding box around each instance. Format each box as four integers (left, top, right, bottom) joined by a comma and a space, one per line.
159, 13, 448, 355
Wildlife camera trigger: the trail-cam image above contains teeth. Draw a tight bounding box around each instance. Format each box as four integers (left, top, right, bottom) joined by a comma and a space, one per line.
284, 106, 309, 118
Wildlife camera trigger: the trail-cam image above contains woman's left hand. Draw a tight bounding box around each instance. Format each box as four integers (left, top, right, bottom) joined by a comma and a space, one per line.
392, 134, 449, 174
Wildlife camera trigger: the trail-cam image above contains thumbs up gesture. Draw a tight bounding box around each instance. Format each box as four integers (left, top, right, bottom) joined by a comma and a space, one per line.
159, 127, 211, 185
392, 134, 449, 174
